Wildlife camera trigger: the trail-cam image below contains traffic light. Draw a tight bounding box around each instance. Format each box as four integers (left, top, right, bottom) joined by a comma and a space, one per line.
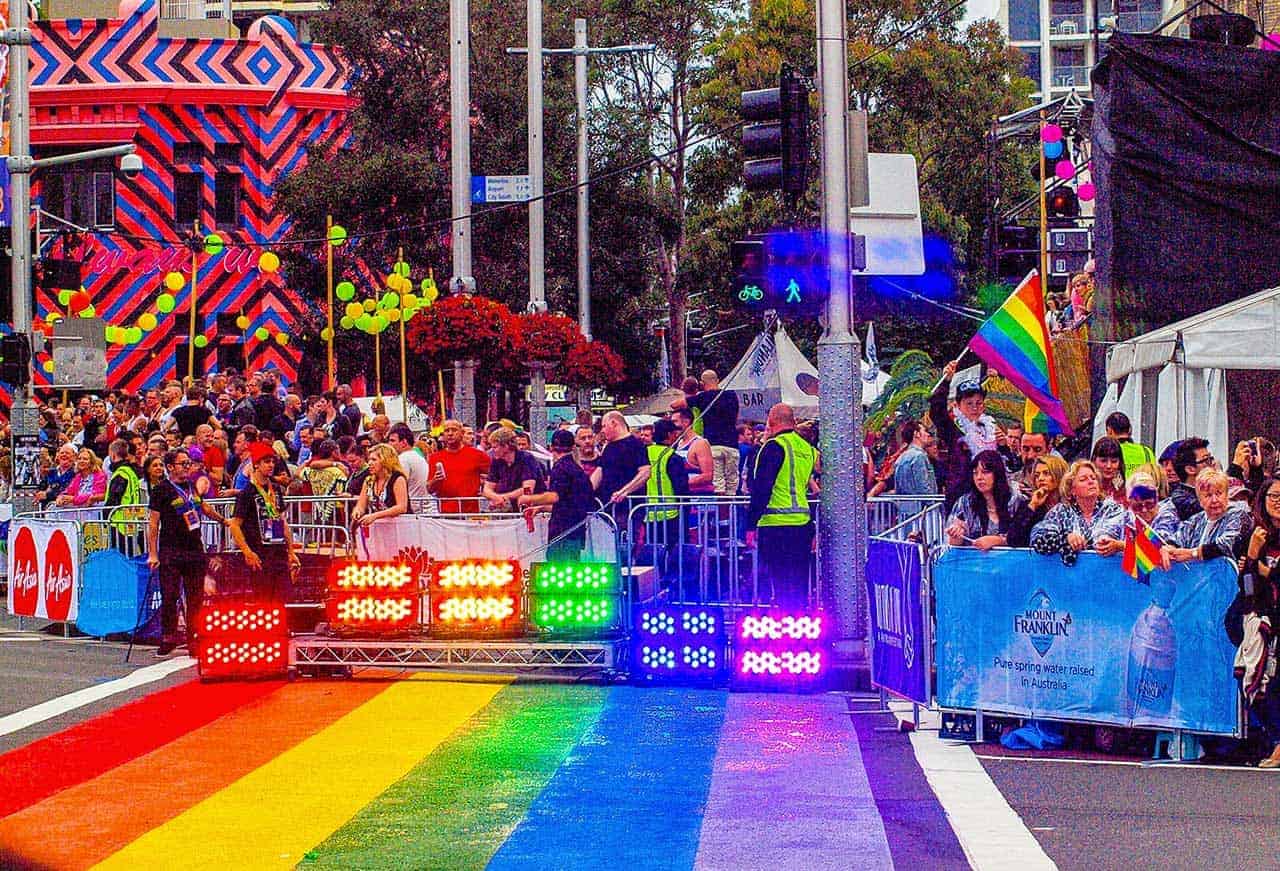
741, 64, 810, 205
1046, 186, 1080, 218
686, 324, 705, 360
730, 230, 828, 314
0, 333, 31, 387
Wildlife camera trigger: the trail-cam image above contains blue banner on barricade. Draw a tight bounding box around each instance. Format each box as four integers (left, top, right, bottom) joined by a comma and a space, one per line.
76, 550, 156, 638
935, 548, 1240, 735
866, 538, 930, 705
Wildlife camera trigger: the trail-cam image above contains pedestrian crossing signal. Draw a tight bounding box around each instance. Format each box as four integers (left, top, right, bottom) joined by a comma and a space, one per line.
730, 230, 827, 314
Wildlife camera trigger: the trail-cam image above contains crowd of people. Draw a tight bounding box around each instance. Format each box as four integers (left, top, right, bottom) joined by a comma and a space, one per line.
868, 355, 1280, 767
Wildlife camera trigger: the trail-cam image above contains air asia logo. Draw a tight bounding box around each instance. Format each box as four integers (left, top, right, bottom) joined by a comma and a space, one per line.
1014, 589, 1072, 658
11, 526, 40, 616
43, 529, 75, 622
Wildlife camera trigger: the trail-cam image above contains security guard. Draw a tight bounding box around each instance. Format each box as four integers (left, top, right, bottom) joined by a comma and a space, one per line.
745, 403, 816, 604
645, 419, 690, 552
105, 439, 145, 551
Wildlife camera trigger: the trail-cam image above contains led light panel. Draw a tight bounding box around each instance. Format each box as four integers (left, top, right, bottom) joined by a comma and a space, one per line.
734, 609, 828, 687
328, 561, 415, 591
631, 605, 728, 682
328, 594, 420, 631
427, 559, 523, 635
429, 559, 520, 591
531, 596, 616, 629
196, 600, 288, 679
530, 562, 621, 595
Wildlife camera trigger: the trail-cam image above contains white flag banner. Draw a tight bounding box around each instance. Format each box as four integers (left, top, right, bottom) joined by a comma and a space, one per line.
7, 519, 81, 622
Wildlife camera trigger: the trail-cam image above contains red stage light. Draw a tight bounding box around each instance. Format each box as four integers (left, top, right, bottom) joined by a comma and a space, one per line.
428, 560, 523, 635
196, 601, 288, 680
328, 561, 415, 591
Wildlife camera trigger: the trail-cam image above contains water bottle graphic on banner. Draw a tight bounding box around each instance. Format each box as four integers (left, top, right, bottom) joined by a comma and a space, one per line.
1124, 575, 1177, 718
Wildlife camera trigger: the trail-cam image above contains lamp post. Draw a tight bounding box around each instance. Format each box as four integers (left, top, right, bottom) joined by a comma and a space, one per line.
4, 0, 143, 514
449, 0, 477, 427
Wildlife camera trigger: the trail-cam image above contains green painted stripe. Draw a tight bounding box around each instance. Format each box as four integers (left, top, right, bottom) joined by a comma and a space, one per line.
298, 683, 608, 871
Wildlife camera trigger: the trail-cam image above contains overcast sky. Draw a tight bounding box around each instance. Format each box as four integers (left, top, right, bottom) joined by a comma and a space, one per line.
962, 0, 1000, 26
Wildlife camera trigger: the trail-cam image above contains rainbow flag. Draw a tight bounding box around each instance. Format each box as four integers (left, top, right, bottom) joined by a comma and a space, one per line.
968, 271, 1071, 432
1122, 513, 1165, 580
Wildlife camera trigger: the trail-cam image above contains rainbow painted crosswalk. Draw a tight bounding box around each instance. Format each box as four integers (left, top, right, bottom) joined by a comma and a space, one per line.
0, 674, 964, 870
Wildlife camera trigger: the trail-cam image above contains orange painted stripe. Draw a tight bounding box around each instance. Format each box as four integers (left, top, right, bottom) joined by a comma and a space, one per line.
0, 678, 390, 871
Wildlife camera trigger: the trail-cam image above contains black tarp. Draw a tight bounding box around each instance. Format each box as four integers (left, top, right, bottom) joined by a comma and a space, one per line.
1091, 33, 1280, 341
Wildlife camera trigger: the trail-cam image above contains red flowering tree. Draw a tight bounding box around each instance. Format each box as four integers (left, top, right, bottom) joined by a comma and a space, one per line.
512, 312, 582, 370
563, 339, 626, 389
405, 294, 512, 369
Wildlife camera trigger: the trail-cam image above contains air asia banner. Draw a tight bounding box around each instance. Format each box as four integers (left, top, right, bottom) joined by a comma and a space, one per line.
934, 548, 1239, 735
866, 538, 929, 705
7, 520, 81, 622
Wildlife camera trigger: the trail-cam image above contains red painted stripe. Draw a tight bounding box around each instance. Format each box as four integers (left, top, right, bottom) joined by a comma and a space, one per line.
0, 679, 389, 871
0, 677, 281, 820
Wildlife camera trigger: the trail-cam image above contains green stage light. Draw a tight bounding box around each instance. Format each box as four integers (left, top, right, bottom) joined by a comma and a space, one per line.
530, 562, 620, 595
531, 596, 616, 629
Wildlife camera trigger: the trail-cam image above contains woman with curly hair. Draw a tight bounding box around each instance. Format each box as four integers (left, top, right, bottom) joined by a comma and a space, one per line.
1030, 459, 1126, 565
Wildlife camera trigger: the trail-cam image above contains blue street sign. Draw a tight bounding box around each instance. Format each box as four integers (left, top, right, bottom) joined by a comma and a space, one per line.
470, 175, 531, 204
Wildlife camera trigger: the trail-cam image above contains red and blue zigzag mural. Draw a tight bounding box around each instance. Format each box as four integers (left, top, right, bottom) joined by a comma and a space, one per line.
28, 0, 352, 392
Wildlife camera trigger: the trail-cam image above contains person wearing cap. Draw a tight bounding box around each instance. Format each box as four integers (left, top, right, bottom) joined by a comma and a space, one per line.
519, 429, 596, 561
228, 441, 299, 597
1093, 469, 1180, 558
930, 358, 999, 508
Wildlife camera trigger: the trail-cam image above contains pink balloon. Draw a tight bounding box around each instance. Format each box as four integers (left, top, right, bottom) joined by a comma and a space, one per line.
1041, 123, 1064, 143
1263, 33, 1280, 51
1077, 182, 1096, 201
1055, 159, 1075, 180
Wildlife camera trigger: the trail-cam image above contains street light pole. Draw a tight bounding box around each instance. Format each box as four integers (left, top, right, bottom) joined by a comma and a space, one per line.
815, 0, 867, 674
526, 0, 547, 444
449, 0, 478, 427
508, 23, 655, 424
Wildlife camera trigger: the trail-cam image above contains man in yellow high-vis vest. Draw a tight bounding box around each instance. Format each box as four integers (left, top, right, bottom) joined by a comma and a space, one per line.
745, 403, 817, 604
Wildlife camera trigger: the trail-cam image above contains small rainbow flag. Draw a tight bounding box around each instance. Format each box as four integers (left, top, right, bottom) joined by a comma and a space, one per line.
1123, 513, 1165, 580
968, 271, 1072, 431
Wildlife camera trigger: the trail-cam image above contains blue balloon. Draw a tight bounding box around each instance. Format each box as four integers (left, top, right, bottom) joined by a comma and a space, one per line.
1043, 140, 1064, 159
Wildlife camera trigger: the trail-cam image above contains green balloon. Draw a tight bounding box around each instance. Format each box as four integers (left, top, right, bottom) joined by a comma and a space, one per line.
373, 314, 388, 333
340, 315, 355, 330
104, 325, 117, 343
381, 291, 399, 309
193, 334, 209, 348
354, 314, 373, 333
126, 327, 143, 344
58, 289, 74, 306
254, 326, 270, 341
329, 225, 348, 246
203, 233, 224, 256
394, 261, 411, 278
335, 281, 356, 301
156, 293, 176, 313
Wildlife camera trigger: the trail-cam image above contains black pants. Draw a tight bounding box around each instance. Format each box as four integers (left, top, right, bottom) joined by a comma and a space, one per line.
758, 524, 814, 606
547, 529, 586, 562
160, 553, 207, 645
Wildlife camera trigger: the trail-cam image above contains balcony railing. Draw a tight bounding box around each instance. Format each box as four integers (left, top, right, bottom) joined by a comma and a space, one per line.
1049, 13, 1089, 35
1051, 65, 1090, 89
159, 0, 231, 20
1115, 9, 1163, 31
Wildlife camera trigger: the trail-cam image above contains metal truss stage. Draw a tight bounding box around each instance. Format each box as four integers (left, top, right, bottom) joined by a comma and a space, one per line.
289, 634, 623, 672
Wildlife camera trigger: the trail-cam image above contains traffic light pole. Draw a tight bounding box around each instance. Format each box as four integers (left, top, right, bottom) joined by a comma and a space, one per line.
815, 0, 868, 675
450, 0, 478, 427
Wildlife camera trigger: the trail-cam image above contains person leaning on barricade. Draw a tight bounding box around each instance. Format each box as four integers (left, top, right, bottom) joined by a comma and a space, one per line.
1092, 469, 1181, 559
352, 443, 412, 529
944, 450, 1023, 551
227, 442, 300, 599
1029, 459, 1126, 565
1159, 468, 1253, 569
1234, 477, 1280, 768
1006, 455, 1066, 548
519, 429, 597, 562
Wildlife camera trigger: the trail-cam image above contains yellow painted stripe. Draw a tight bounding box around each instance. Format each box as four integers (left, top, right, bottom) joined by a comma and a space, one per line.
1004, 293, 1046, 345
91, 675, 510, 871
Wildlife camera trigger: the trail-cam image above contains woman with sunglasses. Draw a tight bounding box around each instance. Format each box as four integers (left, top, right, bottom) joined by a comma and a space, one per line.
1093, 470, 1180, 557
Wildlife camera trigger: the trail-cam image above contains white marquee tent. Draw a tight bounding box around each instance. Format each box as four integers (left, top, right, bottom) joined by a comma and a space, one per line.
1097, 285, 1280, 463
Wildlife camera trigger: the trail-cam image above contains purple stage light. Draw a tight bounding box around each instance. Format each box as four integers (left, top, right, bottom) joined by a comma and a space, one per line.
631, 605, 728, 683
734, 610, 829, 687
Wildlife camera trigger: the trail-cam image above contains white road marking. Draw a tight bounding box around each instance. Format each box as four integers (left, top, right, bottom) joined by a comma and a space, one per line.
0, 656, 195, 738
909, 726, 1058, 870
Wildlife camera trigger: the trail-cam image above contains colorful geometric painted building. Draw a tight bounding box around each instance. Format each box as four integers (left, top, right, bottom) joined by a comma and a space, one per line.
26, 0, 351, 392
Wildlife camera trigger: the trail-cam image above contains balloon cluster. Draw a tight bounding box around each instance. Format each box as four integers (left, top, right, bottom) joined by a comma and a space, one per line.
336, 261, 438, 336
1040, 122, 1095, 202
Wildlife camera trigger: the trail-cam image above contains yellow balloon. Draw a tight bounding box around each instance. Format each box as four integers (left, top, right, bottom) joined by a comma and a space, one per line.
362, 298, 377, 313
259, 251, 281, 273
424, 284, 439, 303
345, 301, 363, 320
275, 332, 289, 346
164, 271, 185, 292
42, 359, 54, 373
138, 312, 158, 331
386, 308, 401, 323
320, 326, 334, 341
235, 315, 250, 330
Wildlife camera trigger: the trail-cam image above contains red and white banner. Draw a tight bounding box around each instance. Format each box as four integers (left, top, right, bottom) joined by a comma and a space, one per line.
7, 520, 81, 622
353, 515, 617, 571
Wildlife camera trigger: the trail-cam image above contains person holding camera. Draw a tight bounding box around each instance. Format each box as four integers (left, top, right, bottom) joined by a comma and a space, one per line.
1228, 437, 1274, 494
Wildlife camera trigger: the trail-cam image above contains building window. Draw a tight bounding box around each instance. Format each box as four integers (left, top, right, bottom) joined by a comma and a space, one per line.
213, 143, 243, 165
215, 171, 240, 226
40, 160, 117, 229
174, 171, 201, 226
1008, 0, 1041, 41
1049, 0, 1088, 35
174, 142, 203, 164
1017, 46, 1041, 85
1052, 45, 1088, 88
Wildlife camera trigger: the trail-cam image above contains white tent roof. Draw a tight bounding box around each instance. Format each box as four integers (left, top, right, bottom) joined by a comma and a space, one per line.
722, 324, 821, 421
1106, 285, 1280, 382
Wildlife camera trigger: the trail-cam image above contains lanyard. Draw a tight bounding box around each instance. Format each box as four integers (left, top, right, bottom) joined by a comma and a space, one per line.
254, 482, 280, 519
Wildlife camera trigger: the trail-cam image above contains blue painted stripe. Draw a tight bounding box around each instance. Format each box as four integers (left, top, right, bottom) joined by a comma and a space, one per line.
487, 686, 726, 871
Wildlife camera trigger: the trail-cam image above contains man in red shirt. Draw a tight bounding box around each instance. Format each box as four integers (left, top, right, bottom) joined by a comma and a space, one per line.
428, 419, 491, 513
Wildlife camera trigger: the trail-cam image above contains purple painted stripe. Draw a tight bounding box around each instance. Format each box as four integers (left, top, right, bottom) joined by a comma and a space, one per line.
692, 693, 893, 871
